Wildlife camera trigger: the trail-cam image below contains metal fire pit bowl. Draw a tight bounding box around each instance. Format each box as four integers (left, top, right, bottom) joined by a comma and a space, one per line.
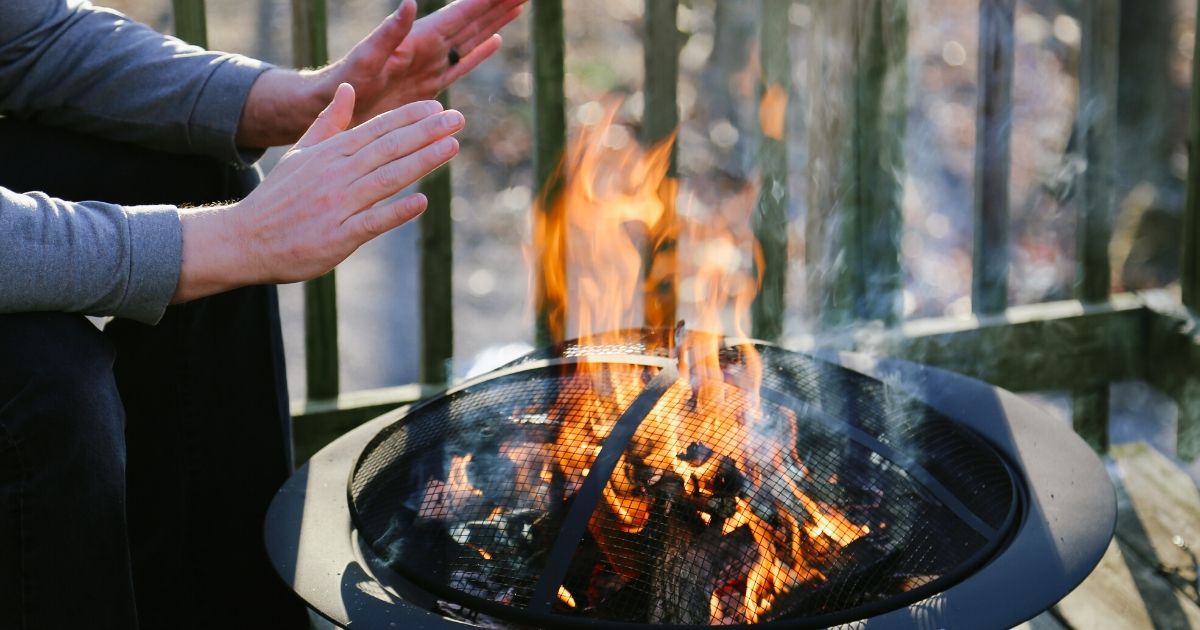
265, 333, 1115, 630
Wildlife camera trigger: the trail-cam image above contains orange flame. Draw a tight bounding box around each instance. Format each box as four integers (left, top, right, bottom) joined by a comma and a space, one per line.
516, 102, 866, 623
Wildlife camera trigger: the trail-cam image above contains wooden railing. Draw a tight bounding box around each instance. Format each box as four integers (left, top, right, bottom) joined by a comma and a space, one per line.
169, 0, 1200, 464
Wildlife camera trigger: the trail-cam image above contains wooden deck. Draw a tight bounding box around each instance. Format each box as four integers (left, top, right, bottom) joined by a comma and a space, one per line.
1015, 442, 1200, 629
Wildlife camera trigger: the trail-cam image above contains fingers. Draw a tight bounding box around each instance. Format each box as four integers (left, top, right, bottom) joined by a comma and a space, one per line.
336, 99, 444, 154
355, 0, 417, 69
354, 109, 465, 179
340, 192, 429, 243
296, 83, 356, 148
448, 0, 524, 52
349, 136, 459, 210
444, 34, 502, 85
429, 0, 501, 35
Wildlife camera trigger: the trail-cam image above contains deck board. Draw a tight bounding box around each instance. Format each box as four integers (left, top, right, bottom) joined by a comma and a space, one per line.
1011, 611, 1070, 629
1038, 442, 1200, 629
1111, 442, 1200, 571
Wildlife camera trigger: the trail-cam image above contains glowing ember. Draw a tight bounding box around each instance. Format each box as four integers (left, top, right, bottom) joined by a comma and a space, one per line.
557, 586, 577, 609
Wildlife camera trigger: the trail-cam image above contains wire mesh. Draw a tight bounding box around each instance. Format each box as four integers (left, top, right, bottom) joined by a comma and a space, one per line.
348, 335, 1018, 627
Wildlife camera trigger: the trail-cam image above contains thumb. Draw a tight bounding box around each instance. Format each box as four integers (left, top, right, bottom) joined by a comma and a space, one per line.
356, 0, 416, 69
296, 82, 356, 147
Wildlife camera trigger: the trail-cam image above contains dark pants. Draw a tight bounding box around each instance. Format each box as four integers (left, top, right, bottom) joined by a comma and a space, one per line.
0, 119, 308, 629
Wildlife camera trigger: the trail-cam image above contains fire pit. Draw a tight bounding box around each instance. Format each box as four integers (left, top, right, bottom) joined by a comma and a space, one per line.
265, 329, 1115, 629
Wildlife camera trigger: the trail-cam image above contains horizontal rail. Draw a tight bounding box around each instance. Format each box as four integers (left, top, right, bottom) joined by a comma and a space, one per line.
875, 293, 1145, 392
290, 384, 427, 463
1142, 292, 1200, 460
291, 292, 1168, 463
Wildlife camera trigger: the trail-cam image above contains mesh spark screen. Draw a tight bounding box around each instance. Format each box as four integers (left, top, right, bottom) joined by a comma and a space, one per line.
348, 334, 1018, 628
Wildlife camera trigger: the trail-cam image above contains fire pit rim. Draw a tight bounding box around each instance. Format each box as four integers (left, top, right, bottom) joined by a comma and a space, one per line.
265, 347, 1115, 630
345, 349, 1024, 629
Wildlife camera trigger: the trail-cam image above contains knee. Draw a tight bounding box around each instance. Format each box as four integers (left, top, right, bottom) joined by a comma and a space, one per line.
0, 313, 124, 450
0, 313, 115, 387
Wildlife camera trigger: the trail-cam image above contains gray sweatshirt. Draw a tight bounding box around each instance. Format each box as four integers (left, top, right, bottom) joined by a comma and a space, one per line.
0, 0, 271, 324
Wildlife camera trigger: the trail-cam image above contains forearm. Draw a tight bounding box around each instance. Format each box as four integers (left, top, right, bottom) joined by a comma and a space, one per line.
0, 0, 269, 163
0, 188, 180, 324
236, 69, 333, 148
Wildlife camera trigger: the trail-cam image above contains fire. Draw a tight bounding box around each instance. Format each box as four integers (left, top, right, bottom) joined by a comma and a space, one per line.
558, 586, 577, 609
441, 103, 870, 623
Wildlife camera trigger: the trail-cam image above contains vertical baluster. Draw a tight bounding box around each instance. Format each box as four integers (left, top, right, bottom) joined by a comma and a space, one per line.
972, 0, 1014, 315
172, 0, 208, 47
1184, 3, 1200, 313
532, 0, 567, 347
1177, 2, 1200, 460
418, 0, 454, 386
1072, 0, 1119, 452
752, 0, 791, 341
292, 0, 339, 398
806, 1, 907, 332
642, 0, 679, 333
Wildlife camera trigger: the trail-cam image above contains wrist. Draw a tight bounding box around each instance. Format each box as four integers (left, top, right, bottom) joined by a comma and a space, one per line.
237, 69, 330, 148
173, 203, 261, 303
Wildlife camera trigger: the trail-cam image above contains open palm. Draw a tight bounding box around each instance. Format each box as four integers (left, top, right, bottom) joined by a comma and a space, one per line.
318, 0, 525, 126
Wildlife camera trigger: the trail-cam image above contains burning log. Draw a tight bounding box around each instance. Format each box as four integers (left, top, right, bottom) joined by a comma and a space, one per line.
648, 473, 718, 625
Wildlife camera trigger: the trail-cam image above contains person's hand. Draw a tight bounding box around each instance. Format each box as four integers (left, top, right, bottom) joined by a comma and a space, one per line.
236, 0, 523, 147
318, 0, 525, 126
176, 83, 464, 301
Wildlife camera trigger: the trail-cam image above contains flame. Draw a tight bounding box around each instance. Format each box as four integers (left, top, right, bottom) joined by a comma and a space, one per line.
558, 586, 577, 609
447, 454, 481, 497
759, 83, 788, 141
531, 103, 679, 344
442, 102, 869, 623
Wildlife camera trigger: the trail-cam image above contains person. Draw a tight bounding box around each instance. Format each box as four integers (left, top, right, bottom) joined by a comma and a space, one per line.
0, 0, 524, 627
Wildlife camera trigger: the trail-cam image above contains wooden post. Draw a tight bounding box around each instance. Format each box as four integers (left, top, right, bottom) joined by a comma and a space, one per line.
806, 1, 907, 331
971, 0, 1014, 316
1177, 3, 1200, 460
532, 0, 567, 347
292, 0, 338, 398
172, 0, 208, 47
418, 0, 454, 386
752, 0, 791, 341
1072, 0, 1119, 452
641, 0, 679, 333
1184, 3, 1200, 312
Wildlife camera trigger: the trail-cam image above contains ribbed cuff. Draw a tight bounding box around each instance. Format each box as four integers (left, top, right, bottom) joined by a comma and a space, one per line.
121, 204, 181, 324
189, 54, 273, 166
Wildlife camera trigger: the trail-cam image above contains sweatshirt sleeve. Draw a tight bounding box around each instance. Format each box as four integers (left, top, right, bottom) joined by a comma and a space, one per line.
0, 0, 272, 165
0, 187, 181, 324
